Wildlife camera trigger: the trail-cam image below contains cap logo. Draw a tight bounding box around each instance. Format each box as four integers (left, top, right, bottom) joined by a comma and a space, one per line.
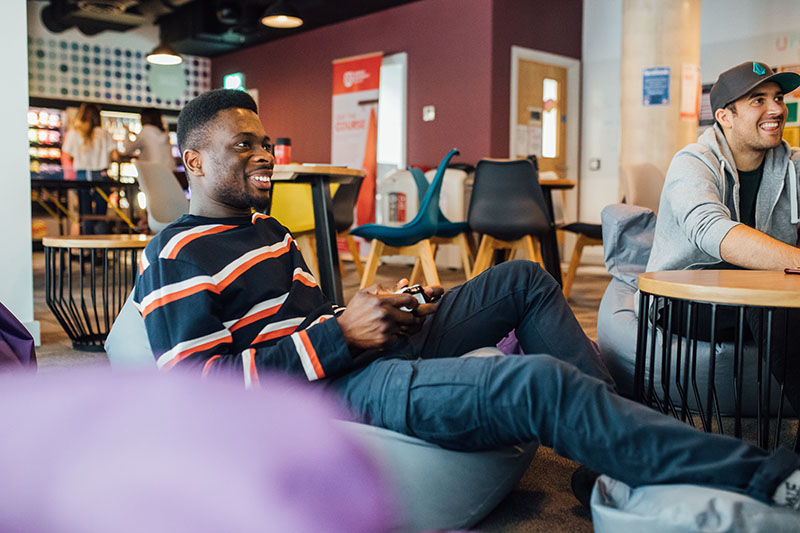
753, 62, 766, 75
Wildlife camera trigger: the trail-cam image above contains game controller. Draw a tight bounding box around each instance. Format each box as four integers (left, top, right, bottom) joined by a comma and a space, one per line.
395, 284, 436, 312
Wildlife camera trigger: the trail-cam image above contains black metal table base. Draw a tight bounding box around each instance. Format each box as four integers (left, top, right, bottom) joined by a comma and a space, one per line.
44, 246, 140, 351
635, 292, 799, 452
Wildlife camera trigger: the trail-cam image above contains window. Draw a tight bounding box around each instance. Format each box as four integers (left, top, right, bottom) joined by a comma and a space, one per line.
541, 77, 558, 158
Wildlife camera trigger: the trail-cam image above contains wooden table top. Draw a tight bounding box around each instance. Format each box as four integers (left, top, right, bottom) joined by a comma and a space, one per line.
271, 164, 365, 182
539, 178, 576, 189
42, 234, 152, 249
638, 270, 800, 308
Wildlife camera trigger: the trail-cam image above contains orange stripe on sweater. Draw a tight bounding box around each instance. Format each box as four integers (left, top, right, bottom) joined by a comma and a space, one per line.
298, 330, 324, 379
252, 326, 297, 344
293, 273, 317, 287
216, 242, 292, 292
247, 349, 260, 388
166, 225, 236, 259
201, 355, 221, 377
141, 282, 219, 318
161, 336, 231, 371
229, 305, 282, 332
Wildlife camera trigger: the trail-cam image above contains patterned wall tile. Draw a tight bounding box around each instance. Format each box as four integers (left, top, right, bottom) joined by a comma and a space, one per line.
27, 36, 211, 109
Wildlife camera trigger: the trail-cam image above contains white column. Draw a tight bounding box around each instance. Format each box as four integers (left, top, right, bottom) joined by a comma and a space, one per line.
0, 2, 39, 343
620, 0, 701, 178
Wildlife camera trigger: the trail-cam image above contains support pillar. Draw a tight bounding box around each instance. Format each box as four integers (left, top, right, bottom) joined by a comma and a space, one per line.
620, 0, 701, 195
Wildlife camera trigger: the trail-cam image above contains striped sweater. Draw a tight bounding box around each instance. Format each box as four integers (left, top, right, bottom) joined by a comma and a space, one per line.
133, 212, 352, 386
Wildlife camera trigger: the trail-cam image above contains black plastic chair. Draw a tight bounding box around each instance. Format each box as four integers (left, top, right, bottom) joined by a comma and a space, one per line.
467, 158, 551, 279
560, 221, 602, 299
331, 176, 364, 278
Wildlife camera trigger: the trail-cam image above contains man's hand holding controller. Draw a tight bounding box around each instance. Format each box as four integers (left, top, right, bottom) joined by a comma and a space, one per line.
394, 284, 442, 313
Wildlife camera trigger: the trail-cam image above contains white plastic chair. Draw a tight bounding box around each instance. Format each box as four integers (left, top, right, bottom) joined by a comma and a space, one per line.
134, 161, 190, 233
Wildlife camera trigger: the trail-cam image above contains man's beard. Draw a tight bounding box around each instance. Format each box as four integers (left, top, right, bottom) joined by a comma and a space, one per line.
216, 186, 271, 214
250, 192, 271, 214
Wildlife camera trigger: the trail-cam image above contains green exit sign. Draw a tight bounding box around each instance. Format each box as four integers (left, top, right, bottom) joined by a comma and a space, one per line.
223, 72, 245, 91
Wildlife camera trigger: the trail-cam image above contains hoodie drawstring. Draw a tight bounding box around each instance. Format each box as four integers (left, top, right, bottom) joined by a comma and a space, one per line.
719, 159, 728, 215
789, 160, 799, 224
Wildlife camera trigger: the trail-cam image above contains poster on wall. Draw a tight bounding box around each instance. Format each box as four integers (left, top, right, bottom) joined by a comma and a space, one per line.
331, 52, 382, 226
680, 64, 700, 121
642, 67, 670, 106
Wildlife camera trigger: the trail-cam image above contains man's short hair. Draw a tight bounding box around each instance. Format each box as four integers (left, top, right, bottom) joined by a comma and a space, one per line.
177, 89, 258, 153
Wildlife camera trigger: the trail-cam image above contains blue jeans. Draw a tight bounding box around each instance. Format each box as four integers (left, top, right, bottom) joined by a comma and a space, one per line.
76, 170, 110, 234
327, 261, 799, 502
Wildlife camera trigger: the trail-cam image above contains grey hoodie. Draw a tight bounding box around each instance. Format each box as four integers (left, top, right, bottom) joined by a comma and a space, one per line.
646, 125, 800, 272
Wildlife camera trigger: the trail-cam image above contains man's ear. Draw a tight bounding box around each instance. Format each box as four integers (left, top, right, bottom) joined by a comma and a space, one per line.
183, 149, 203, 176
715, 107, 733, 129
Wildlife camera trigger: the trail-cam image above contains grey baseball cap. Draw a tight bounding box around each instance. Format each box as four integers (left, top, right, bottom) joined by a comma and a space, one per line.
710, 61, 800, 115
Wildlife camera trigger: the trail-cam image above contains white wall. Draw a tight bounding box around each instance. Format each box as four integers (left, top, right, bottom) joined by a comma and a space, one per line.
580, 0, 800, 264
1, 2, 37, 340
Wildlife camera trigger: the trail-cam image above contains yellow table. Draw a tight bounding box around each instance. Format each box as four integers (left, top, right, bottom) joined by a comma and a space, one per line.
271, 165, 365, 305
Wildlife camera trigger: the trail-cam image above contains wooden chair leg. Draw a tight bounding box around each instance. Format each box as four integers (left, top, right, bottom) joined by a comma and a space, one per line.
455, 233, 472, 279
295, 233, 320, 281
562, 235, 587, 299
345, 234, 364, 278
359, 240, 384, 289
409, 244, 437, 285
416, 240, 440, 286
470, 235, 496, 280
520, 235, 537, 264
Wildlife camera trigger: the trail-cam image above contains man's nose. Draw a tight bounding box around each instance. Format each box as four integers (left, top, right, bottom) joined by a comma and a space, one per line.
254, 145, 274, 163
768, 98, 786, 115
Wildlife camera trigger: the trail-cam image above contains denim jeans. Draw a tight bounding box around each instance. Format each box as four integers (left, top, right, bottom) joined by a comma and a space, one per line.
327, 261, 799, 501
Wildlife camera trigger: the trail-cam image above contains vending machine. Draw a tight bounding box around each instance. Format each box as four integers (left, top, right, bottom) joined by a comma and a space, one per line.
101, 109, 141, 183
28, 107, 66, 180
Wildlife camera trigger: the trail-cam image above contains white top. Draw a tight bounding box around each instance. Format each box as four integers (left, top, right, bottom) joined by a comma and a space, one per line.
62, 127, 115, 171
124, 124, 176, 170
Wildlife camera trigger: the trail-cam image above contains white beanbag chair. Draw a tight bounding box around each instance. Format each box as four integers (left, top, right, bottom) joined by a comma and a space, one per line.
591, 475, 800, 532
105, 293, 538, 530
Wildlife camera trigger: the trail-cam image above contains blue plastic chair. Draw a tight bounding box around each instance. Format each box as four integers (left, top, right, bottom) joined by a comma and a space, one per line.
406, 167, 473, 283
350, 148, 459, 288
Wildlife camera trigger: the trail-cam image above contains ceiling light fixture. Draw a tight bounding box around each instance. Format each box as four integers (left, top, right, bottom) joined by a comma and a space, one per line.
260, 1, 303, 29
146, 42, 183, 66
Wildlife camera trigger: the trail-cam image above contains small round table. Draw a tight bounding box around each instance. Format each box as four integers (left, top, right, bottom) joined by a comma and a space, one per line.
42, 234, 151, 351
637, 270, 800, 451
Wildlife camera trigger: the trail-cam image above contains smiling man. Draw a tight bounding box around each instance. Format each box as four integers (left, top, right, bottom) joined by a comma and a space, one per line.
645, 61, 800, 414
131, 89, 800, 514
648, 61, 800, 273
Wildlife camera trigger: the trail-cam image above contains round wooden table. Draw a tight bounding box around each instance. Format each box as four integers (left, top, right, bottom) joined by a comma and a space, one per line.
636, 270, 800, 451
42, 234, 152, 350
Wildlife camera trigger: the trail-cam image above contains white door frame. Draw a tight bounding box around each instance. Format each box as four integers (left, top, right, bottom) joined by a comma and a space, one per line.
509, 45, 580, 185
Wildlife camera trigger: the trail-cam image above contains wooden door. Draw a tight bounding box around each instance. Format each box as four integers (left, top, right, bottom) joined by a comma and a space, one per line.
515, 59, 568, 175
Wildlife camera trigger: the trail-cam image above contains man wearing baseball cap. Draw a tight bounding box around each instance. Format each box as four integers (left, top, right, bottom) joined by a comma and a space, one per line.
645, 61, 800, 436
648, 60, 800, 275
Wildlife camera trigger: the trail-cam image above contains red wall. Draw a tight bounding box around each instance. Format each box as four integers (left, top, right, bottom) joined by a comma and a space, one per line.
489, 0, 583, 156
211, 0, 582, 167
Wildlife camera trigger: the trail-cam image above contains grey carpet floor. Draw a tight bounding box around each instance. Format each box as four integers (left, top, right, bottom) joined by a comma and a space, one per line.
32, 252, 609, 531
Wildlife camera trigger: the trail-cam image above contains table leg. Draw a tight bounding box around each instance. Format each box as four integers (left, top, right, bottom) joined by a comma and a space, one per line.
540, 189, 563, 285
310, 178, 345, 306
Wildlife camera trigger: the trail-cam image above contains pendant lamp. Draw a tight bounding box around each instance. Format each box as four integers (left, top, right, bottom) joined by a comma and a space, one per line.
261, 1, 303, 28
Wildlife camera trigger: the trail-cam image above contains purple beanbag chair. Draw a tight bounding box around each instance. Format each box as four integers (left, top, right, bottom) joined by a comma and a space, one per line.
0, 370, 395, 532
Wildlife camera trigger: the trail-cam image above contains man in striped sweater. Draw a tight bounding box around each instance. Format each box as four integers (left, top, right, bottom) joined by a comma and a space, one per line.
133, 89, 800, 511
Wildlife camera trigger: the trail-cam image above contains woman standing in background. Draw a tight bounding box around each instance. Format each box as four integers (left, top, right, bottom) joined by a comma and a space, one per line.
62, 103, 116, 235
124, 108, 176, 170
